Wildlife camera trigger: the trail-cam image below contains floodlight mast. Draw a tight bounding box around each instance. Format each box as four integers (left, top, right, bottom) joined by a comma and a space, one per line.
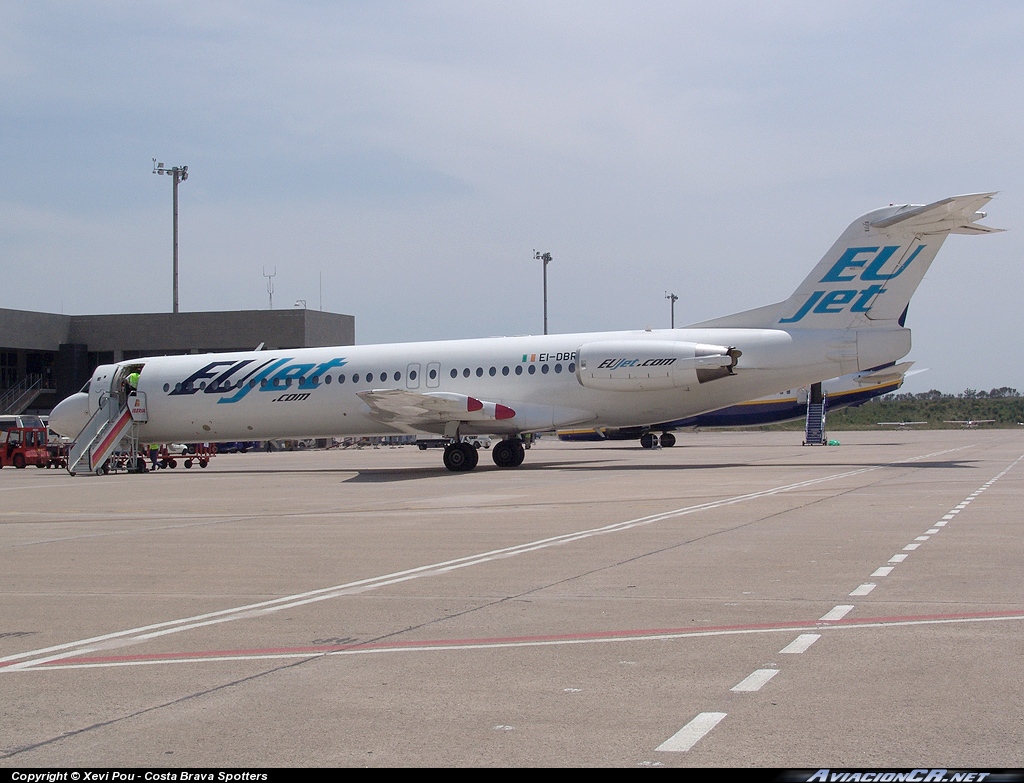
665, 291, 678, 329
533, 250, 552, 335
152, 159, 189, 314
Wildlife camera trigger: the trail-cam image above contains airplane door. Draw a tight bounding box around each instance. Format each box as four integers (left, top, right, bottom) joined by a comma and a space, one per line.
426, 362, 441, 388
407, 363, 421, 389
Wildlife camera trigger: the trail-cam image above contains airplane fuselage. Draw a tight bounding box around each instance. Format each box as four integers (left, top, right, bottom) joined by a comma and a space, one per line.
55, 326, 902, 443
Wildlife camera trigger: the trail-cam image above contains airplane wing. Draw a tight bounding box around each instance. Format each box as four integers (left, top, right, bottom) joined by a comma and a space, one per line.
878, 421, 926, 426
357, 389, 515, 427
357, 388, 597, 435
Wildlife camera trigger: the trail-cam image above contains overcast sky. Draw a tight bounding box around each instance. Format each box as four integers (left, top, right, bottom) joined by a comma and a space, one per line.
3, 1, 1022, 394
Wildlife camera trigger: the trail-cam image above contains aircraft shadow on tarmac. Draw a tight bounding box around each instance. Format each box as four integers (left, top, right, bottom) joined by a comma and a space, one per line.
333, 454, 974, 479
193, 456, 980, 483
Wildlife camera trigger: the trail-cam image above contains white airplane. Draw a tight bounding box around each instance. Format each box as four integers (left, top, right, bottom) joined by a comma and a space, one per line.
944, 419, 996, 428
559, 362, 920, 445
877, 420, 928, 428
49, 193, 1001, 473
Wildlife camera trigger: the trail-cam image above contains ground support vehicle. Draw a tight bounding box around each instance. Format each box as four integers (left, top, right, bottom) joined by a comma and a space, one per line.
184, 443, 215, 469
0, 427, 50, 469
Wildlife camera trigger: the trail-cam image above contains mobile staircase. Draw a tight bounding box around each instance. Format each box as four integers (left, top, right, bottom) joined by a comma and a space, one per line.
66, 392, 144, 475
803, 382, 827, 446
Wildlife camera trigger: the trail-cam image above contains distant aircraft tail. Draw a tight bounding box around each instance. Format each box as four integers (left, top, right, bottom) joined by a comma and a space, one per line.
692, 193, 1002, 330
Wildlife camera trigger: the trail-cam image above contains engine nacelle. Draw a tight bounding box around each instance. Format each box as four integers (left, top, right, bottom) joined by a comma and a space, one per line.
575, 340, 739, 392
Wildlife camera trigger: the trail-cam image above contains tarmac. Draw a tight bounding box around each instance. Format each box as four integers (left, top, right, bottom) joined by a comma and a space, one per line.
2, 430, 1022, 768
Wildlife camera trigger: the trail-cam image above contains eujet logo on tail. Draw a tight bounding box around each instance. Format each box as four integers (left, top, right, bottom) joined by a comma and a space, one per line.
169, 357, 347, 403
779, 244, 926, 323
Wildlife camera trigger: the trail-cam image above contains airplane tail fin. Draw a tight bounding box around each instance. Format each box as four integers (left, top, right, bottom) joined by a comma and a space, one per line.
691, 193, 1002, 330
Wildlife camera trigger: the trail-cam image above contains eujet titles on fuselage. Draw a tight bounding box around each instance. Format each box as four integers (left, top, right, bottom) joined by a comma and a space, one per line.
50, 194, 1001, 472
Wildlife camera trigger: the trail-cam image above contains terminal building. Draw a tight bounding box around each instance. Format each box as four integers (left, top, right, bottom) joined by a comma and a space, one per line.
0, 308, 356, 416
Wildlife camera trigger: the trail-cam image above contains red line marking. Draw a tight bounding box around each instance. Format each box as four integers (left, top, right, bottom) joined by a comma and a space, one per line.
28, 609, 1024, 668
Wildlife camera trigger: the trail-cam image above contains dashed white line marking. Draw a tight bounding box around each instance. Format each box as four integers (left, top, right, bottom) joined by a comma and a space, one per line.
915, 536, 930, 541
656, 712, 727, 752
871, 566, 894, 577
820, 605, 854, 622
780, 634, 820, 654
935, 521, 948, 527
926, 529, 939, 534
731, 668, 779, 692
903, 543, 920, 551
7, 460, 918, 671
889, 554, 908, 563
849, 583, 876, 596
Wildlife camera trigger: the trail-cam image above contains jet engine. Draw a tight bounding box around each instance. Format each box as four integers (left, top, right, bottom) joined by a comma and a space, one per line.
575, 340, 739, 391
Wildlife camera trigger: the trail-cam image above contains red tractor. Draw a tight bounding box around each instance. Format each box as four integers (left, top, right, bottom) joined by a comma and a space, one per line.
0, 427, 51, 469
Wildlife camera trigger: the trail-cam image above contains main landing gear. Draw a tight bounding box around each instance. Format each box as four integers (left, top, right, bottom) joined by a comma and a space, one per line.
491, 438, 526, 469
639, 432, 676, 449
442, 440, 479, 472
442, 438, 526, 471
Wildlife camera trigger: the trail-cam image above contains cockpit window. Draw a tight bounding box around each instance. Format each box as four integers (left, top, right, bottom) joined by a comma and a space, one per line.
80, 381, 91, 394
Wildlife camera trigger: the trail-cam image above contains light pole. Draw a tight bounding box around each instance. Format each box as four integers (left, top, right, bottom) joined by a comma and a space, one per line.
534, 250, 552, 335
152, 159, 188, 314
665, 291, 678, 328
263, 267, 277, 309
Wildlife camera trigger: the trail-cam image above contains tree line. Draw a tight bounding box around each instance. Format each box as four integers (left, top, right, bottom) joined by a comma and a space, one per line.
765, 388, 1024, 430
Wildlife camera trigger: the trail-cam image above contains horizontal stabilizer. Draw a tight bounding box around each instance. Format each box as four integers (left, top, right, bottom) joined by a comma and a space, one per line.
870, 193, 1003, 234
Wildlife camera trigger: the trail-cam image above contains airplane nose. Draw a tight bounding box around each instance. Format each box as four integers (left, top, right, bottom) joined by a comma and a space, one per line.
49, 392, 90, 438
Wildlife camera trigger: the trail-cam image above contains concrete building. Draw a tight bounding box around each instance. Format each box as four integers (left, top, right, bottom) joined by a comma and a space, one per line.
0, 308, 356, 415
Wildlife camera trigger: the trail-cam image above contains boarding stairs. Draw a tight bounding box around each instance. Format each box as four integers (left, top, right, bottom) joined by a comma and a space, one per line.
803, 397, 827, 446
66, 393, 141, 475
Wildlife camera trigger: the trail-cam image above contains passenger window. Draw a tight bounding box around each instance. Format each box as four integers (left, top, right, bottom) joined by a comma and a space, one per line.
450, 368, 458, 379
515, 366, 523, 375
528, 365, 536, 375
476, 367, 483, 377
463, 368, 470, 378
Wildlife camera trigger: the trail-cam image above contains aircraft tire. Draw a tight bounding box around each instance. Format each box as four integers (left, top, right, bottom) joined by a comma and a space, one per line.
511, 441, 526, 466
660, 432, 676, 448
443, 442, 477, 472
639, 433, 657, 449
492, 439, 518, 468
